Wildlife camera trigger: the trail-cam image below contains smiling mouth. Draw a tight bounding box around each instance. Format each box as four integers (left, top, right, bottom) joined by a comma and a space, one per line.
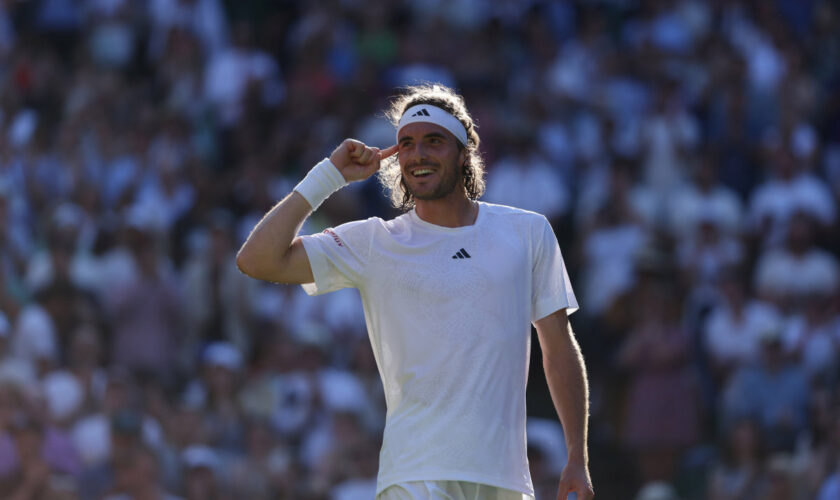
412, 168, 435, 177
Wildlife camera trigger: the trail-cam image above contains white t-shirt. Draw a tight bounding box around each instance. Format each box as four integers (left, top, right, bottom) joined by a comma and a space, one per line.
754, 247, 840, 298
702, 300, 781, 366
300, 202, 578, 496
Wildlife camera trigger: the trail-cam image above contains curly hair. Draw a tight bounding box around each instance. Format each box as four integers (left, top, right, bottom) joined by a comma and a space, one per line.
378, 84, 485, 211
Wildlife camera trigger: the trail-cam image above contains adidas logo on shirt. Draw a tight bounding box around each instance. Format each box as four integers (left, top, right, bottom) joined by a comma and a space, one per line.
411, 108, 431, 117
451, 248, 471, 259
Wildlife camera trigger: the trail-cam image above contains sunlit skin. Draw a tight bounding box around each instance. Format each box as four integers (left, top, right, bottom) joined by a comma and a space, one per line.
396, 122, 475, 227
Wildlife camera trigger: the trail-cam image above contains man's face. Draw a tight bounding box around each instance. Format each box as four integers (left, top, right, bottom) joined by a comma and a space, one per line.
397, 122, 466, 202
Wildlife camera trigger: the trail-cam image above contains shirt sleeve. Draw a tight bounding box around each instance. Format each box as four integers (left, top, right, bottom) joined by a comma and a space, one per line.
299, 218, 376, 296
531, 216, 579, 323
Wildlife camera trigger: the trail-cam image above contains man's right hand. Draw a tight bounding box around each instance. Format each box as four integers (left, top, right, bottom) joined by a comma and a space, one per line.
330, 139, 398, 182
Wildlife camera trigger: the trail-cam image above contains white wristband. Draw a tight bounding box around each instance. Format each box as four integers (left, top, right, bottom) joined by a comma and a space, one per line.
293, 158, 348, 210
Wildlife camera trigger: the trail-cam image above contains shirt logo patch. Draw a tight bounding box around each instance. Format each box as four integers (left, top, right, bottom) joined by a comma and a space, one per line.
324, 229, 343, 247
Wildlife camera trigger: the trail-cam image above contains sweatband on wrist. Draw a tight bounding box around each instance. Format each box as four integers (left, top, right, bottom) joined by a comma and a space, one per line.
397, 105, 469, 146
293, 158, 347, 210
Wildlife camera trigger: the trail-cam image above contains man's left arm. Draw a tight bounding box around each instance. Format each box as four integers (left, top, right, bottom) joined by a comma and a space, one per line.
534, 308, 595, 500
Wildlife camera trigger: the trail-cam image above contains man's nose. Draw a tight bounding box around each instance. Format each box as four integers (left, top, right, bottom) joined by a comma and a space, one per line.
402, 144, 426, 164
414, 141, 430, 160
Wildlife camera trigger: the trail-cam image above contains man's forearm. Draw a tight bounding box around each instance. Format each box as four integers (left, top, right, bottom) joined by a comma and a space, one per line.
544, 323, 590, 464
236, 141, 396, 284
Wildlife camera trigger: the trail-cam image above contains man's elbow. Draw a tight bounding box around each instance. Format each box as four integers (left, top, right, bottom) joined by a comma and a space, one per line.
235, 247, 260, 279
236, 247, 298, 283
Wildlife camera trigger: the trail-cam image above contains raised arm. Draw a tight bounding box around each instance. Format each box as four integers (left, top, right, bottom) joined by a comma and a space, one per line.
235, 140, 398, 284
534, 308, 594, 500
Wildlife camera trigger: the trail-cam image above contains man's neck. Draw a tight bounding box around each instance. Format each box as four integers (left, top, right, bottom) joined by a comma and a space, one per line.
414, 194, 478, 228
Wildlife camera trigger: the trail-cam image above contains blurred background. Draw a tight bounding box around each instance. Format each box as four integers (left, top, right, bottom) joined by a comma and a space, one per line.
0, 0, 838, 499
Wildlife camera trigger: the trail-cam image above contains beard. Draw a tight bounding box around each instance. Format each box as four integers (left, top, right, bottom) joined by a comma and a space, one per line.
402, 158, 461, 201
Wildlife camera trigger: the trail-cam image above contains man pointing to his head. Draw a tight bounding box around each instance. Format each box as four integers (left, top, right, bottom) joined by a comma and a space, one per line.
237, 84, 594, 500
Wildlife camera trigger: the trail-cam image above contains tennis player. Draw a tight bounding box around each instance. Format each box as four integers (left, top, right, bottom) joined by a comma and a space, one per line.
236, 84, 594, 500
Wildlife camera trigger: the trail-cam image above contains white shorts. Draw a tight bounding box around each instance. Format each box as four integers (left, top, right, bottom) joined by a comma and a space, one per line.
377, 481, 534, 500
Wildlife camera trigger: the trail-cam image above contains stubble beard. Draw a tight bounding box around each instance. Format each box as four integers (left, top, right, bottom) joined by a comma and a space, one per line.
403, 159, 461, 201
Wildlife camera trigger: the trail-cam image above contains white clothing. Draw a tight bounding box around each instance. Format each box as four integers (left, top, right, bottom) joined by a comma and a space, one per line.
782, 316, 839, 379
72, 413, 163, 466
582, 224, 647, 314
484, 155, 570, 219
204, 47, 283, 124
641, 112, 699, 195
703, 300, 780, 366
754, 248, 840, 298
747, 173, 836, 244
12, 304, 58, 363
668, 184, 743, 236
300, 202, 577, 496
377, 481, 532, 500
677, 234, 743, 284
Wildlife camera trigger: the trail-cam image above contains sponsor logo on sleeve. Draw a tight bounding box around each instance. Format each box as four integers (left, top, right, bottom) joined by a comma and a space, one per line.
323, 229, 344, 247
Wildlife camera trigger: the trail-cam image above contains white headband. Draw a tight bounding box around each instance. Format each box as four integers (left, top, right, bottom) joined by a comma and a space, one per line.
397, 105, 468, 146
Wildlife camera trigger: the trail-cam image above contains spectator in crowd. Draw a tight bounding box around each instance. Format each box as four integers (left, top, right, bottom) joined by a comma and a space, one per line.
748, 148, 835, 247
180, 445, 221, 500
181, 210, 256, 359
702, 269, 781, 382
106, 221, 182, 382
721, 325, 810, 453
579, 162, 649, 316
484, 128, 570, 224
0, 0, 836, 498
226, 418, 291, 500
706, 418, 766, 500
753, 210, 839, 312
669, 152, 744, 239
618, 279, 699, 483
781, 291, 839, 383
800, 389, 840, 498
182, 342, 245, 453
762, 454, 799, 500
104, 444, 179, 500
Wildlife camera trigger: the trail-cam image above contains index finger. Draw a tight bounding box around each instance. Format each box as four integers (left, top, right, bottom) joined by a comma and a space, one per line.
379, 144, 399, 159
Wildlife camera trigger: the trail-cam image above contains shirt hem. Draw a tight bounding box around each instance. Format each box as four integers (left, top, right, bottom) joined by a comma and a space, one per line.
376, 470, 534, 497
300, 236, 329, 295
533, 296, 579, 323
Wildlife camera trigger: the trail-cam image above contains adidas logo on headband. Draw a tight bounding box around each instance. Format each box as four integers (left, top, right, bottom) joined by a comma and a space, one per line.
398, 105, 468, 146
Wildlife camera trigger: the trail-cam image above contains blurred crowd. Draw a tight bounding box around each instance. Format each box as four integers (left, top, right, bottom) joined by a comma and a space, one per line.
0, 0, 838, 499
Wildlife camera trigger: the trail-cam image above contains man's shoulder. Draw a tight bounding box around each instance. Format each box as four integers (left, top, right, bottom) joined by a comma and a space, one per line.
479, 202, 551, 232
480, 201, 548, 221
311, 217, 390, 247
338, 214, 416, 238
332, 216, 389, 231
